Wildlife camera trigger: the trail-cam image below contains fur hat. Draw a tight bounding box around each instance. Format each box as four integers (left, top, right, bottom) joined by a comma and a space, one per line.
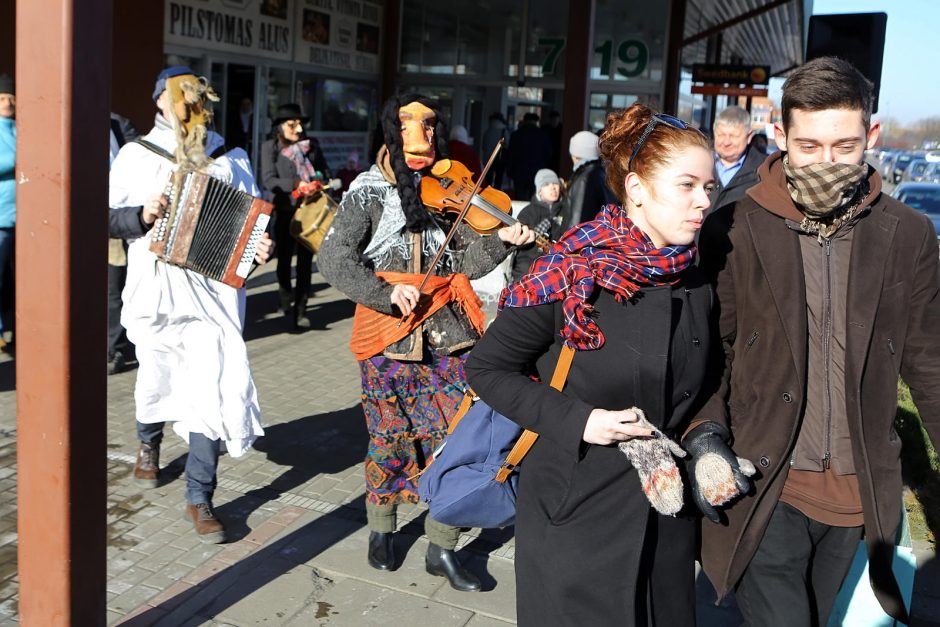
534, 168, 560, 192
152, 66, 195, 102
569, 130, 600, 161
0, 74, 14, 96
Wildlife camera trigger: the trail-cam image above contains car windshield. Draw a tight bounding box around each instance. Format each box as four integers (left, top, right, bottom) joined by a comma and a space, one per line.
912, 162, 928, 175
898, 189, 940, 214
897, 154, 913, 164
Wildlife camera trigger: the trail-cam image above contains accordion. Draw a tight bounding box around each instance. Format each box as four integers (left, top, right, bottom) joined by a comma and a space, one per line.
150, 172, 273, 288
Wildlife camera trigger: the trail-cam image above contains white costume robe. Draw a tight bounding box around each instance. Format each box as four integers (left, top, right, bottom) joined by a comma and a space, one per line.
109, 118, 263, 456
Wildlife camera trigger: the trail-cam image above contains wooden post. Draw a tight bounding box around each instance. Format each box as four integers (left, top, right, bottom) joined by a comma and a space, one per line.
560, 0, 595, 178
16, 0, 111, 623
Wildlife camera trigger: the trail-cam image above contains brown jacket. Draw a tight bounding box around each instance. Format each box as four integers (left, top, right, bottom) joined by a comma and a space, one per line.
696, 152, 940, 622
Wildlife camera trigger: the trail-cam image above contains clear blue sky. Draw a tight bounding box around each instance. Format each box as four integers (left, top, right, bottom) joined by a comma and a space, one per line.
811, 0, 940, 125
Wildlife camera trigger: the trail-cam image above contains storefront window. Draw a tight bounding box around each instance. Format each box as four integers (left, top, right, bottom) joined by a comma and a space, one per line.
318, 79, 375, 132
591, 0, 667, 83
264, 67, 294, 138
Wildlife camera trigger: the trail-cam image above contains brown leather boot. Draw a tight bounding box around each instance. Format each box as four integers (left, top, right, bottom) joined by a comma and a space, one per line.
133, 441, 160, 488
183, 502, 226, 544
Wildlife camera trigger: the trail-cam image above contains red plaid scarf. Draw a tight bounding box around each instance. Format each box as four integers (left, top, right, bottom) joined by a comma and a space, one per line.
499, 204, 696, 350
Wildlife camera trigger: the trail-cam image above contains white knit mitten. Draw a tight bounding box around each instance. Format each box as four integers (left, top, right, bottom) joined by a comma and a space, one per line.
618, 408, 687, 516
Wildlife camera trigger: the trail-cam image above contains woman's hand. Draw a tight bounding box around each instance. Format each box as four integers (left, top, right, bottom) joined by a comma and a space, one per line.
497, 222, 536, 246
582, 408, 656, 445
390, 284, 421, 317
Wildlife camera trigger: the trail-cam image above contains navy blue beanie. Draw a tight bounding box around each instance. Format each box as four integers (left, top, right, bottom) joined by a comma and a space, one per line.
152, 66, 195, 102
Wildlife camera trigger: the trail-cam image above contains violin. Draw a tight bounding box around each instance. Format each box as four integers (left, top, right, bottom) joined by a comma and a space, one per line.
420, 159, 552, 251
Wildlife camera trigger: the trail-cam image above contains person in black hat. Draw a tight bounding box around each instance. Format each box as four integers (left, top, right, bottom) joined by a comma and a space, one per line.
261, 103, 330, 328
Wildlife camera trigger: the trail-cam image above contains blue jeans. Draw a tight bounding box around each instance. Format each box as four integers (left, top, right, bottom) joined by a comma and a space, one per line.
136, 421, 221, 505
0, 227, 14, 335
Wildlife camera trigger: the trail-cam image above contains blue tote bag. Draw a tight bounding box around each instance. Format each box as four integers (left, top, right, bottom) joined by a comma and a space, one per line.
418, 345, 575, 529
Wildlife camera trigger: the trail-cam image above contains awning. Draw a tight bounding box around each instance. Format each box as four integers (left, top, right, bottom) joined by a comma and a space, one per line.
682, 0, 813, 77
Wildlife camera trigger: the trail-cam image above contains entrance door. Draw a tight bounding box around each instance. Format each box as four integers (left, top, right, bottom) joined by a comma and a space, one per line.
224, 64, 257, 158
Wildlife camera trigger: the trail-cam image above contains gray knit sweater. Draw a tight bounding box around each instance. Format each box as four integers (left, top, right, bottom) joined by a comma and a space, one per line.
319, 165, 512, 358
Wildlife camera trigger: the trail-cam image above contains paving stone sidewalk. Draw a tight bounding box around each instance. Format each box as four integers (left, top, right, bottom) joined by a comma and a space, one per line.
0, 263, 937, 625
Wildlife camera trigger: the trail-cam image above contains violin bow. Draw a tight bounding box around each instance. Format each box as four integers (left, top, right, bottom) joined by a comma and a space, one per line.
396, 139, 505, 329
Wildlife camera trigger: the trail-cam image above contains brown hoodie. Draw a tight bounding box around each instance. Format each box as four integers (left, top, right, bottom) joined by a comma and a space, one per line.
747, 152, 882, 526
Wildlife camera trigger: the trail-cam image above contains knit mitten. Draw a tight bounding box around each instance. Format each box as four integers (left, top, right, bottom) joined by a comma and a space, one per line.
683, 421, 756, 523
618, 407, 687, 516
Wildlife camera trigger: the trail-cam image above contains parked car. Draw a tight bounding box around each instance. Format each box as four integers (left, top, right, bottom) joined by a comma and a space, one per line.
881, 152, 899, 180
893, 182, 940, 236
892, 153, 915, 183
924, 162, 940, 184
902, 158, 930, 183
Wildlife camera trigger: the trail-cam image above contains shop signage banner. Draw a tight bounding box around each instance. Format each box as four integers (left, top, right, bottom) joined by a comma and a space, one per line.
691, 63, 770, 86
166, 0, 293, 60
294, 0, 382, 75
691, 85, 769, 97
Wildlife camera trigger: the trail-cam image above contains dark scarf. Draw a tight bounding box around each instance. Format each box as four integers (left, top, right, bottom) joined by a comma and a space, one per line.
500, 204, 696, 350
782, 156, 868, 239
281, 138, 317, 183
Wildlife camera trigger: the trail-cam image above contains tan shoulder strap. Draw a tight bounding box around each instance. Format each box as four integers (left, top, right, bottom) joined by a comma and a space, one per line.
495, 344, 575, 483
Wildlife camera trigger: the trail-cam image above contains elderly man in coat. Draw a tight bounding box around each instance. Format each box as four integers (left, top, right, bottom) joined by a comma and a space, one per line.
696, 56, 940, 626
708, 105, 765, 215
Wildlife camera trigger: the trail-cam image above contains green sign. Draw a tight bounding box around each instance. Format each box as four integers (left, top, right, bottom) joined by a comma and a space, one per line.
538, 37, 649, 78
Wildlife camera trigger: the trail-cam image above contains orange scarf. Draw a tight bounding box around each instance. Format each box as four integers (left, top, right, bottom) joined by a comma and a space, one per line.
349, 271, 485, 360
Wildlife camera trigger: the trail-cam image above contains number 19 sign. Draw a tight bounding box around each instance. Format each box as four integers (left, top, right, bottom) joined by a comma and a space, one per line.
539, 37, 650, 78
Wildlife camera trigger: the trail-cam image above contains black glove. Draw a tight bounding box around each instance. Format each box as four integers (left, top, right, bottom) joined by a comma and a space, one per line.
683, 421, 755, 523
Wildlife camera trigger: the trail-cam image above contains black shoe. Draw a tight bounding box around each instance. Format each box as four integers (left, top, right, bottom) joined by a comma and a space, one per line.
108, 351, 128, 375
367, 531, 396, 570
425, 543, 481, 592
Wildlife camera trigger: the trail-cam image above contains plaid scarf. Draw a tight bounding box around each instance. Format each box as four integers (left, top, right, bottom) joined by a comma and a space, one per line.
281, 139, 318, 183
783, 156, 868, 239
499, 205, 696, 350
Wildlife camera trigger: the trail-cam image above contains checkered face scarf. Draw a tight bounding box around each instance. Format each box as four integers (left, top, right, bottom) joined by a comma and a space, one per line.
499, 205, 696, 350
281, 139, 318, 183
783, 156, 868, 239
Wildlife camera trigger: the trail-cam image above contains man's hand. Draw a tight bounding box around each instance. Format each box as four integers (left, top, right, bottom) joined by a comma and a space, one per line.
583, 408, 656, 445
141, 193, 167, 226
390, 283, 421, 317
253, 233, 274, 264
497, 222, 536, 246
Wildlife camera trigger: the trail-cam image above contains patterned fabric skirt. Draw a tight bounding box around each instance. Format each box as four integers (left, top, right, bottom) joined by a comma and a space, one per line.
359, 352, 467, 507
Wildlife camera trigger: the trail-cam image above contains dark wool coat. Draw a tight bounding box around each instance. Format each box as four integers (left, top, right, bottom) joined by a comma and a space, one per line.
466, 275, 713, 626
695, 155, 940, 623
708, 146, 765, 215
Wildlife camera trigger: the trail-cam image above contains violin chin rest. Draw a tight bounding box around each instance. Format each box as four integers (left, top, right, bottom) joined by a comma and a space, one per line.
431, 159, 452, 176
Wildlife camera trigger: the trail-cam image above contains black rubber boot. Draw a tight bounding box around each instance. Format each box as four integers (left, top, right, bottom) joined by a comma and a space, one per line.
425, 543, 481, 592
367, 531, 396, 571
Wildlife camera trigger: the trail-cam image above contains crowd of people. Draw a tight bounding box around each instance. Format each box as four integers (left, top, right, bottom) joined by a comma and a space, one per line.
2, 52, 936, 626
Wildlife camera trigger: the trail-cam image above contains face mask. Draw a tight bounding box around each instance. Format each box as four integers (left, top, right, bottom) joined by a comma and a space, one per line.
782, 156, 868, 219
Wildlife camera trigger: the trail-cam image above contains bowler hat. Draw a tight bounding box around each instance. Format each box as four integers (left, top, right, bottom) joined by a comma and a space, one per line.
272, 103, 309, 125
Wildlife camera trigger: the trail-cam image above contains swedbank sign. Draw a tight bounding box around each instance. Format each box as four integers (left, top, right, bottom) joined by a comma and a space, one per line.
166, 0, 293, 60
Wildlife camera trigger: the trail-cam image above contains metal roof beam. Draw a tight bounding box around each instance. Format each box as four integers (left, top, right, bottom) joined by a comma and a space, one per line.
683, 0, 794, 47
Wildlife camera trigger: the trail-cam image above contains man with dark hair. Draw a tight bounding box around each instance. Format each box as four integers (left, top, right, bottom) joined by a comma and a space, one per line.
696, 56, 939, 625
709, 105, 764, 214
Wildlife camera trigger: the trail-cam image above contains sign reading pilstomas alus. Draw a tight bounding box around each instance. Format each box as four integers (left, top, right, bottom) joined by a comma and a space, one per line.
164, 0, 383, 75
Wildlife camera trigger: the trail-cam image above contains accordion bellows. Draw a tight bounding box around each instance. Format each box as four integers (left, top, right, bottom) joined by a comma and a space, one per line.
151, 172, 273, 288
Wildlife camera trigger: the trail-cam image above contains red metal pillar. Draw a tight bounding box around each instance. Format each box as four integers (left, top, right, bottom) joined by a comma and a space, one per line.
16, 0, 111, 623
560, 0, 595, 178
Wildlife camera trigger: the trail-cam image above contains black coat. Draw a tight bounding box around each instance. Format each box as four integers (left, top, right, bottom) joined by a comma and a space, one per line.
511, 194, 568, 281
466, 274, 713, 626
260, 137, 330, 214
709, 146, 765, 214
566, 159, 616, 228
